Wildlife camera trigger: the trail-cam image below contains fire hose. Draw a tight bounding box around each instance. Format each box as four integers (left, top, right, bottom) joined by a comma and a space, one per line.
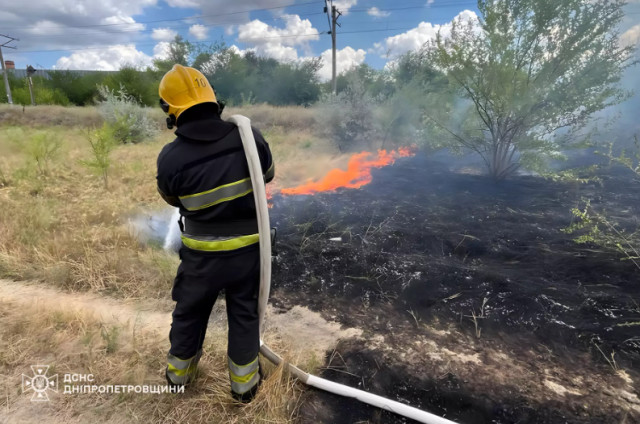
229, 115, 458, 424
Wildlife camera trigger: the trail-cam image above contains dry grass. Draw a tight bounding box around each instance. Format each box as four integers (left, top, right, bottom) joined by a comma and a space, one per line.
0, 124, 176, 298
0, 105, 347, 299
0, 104, 352, 423
0, 295, 305, 424
226, 104, 317, 133
0, 104, 104, 128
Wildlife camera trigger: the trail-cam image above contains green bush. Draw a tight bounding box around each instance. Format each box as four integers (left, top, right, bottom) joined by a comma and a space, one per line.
48, 71, 105, 106
102, 66, 158, 106
25, 130, 62, 175
564, 140, 640, 270
97, 85, 158, 144
321, 75, 375, 152
564, 200, 639, 270
82, 124, 116, 188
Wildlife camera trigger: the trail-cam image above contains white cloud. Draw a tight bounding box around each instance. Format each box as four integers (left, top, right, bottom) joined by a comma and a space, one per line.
238, 14, 319, 47
367, 7, 390, 18
153, 41, 171, 60
427, 0, 435, 5
1, 0, 155, 50
236, 14, 319, 61
102, 14, 145, 31
334, 0, 358, 14
374, 10, 478, 58
621, 24, 640, 48
165, 0, 199, 7
54, 44, 153, 71
317, 46, 366, 81
152, 28, 178, 41
189, 24, 208, 40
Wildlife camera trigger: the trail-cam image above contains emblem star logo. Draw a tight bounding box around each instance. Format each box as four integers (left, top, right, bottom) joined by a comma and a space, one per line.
22, 365, 58, 401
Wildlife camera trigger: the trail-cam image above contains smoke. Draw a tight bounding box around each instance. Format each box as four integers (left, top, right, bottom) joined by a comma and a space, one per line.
127, 207, 178, 250
164, 208, 182, 252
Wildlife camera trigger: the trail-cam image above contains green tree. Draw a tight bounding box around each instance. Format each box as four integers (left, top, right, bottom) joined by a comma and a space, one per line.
426, 0, 636, 179
103, 66, 158, 106
48, 71, 105, 105
153, 35, 193, 74
262, 58, 321, 106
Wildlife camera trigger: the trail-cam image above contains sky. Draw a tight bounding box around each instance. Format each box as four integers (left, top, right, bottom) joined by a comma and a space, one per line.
1, 0, 639, 82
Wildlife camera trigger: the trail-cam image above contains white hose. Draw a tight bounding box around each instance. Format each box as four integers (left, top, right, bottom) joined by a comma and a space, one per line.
228, 115, 272, 337
230, 115, 457, 424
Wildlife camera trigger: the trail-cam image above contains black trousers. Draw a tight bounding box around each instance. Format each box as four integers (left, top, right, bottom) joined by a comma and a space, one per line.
169, 243, 260, 366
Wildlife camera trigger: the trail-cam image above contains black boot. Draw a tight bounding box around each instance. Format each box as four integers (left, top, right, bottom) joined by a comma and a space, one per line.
231, 383, 259, 403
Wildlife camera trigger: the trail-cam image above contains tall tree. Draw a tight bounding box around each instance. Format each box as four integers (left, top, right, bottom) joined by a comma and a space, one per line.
427, 0, 636, 179
153, 35, 193, 74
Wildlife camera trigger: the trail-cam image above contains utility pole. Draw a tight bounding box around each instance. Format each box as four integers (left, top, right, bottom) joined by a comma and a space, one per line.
27, 65, 36, 106
0, 34, 18, 105
324, 1, 341, 96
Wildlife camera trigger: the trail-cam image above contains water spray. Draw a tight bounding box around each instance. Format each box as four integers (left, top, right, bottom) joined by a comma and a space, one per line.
229, 115, 458, 424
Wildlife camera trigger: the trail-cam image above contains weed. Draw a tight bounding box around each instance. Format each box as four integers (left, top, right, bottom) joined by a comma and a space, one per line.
0, 162, 7, 187
465, 297, 489, 338
564, 199, 640, 270
594, 343, 619, 372
25, 130, 62, 175
407, 308, 421, 328
100, 324, 120, 354
82, 124, 116, 188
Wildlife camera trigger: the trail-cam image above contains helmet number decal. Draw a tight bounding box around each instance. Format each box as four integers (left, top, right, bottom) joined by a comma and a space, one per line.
194, 78, 207, 88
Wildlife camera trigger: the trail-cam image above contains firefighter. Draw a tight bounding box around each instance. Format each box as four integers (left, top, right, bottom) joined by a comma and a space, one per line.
156, 64, 274, 402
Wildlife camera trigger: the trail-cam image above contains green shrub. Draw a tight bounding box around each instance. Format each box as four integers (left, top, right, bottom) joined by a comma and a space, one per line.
97, 85, 158, 144
82, 124, 116, 188
25, 130, 62, 175
564, 200, 639, 270
0, 162, 7, 187
321, 75, 375, 152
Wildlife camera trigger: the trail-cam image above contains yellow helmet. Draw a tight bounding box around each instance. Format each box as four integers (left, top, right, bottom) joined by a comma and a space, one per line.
158, 64, 217, 121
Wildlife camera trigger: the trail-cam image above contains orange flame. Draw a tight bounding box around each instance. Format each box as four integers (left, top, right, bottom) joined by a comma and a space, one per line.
280, 148, 415, 196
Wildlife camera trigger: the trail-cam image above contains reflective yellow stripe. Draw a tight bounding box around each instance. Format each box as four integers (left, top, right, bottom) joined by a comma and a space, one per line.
228, 356, 260, 394
167, 363, 190, 377
179, 178, 253, 211
264, 162, 275, 181
228, 356, 259, 377
231, 372, 260, 394
230, 369, 258, 384
181, 233, 259, 252
166, 351, 201, 384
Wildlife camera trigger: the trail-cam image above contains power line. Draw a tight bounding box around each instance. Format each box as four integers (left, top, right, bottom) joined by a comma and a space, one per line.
348, 2, 478, 13
16, 32, 327, 54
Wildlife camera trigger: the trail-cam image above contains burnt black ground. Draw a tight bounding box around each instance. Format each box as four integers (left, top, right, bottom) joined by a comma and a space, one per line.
268, 152, 640, 424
